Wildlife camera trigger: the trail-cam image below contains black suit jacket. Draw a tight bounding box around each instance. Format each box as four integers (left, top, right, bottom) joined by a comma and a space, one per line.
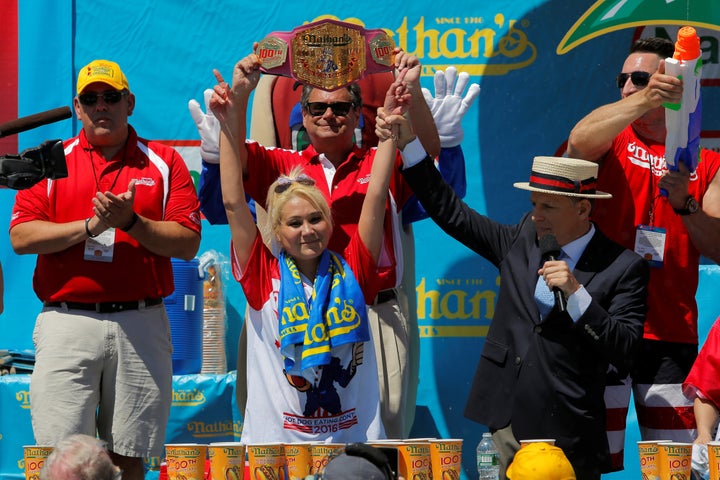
402, 157, 648, 475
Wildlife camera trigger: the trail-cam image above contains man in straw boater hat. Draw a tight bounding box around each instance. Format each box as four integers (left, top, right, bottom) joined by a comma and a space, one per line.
376, 114, 649, 480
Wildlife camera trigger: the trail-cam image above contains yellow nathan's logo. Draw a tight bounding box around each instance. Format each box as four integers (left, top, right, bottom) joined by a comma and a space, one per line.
16, 390, 31, 409
172, 388, 207, 406
187, 420, 243, 439
416, 276, 500, 338
308, 14, 537, 76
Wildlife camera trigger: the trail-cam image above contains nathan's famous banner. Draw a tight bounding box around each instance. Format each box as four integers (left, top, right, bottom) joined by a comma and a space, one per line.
1, 1, 720, 479
0, 373, 241, 478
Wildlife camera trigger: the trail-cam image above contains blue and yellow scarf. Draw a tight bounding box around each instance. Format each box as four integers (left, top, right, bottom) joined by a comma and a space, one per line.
278, 249, 370, 382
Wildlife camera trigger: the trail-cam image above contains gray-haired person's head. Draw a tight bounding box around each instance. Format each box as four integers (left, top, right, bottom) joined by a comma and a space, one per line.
40, 434, 119, 480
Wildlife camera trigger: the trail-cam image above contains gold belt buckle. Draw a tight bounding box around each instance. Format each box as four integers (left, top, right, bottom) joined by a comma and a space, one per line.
256, 19, 396, 91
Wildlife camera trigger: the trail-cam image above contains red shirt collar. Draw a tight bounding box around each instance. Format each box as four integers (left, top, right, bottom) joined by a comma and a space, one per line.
79, 125, 138, 162
301, 143, 367, 166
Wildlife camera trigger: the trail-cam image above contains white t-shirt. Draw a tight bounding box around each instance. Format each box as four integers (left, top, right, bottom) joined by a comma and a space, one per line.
232, 234, 385, 443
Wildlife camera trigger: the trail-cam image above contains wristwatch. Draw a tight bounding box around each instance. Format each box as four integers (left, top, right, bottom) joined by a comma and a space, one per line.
673, 195, 699, 216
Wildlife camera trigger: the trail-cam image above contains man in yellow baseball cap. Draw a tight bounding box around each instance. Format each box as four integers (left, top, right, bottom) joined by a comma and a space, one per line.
11, 57, 201, 480
507, 442, 576, 480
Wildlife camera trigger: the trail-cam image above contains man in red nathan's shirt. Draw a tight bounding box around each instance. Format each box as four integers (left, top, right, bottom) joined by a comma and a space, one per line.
10, 59, 201, 480
567, 36, 720, 470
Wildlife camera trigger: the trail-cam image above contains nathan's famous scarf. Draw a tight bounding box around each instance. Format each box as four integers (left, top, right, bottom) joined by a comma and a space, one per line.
278, 249, 369, 382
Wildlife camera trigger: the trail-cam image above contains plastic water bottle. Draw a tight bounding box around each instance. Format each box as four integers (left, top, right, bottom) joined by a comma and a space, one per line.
477, 432, 500, 480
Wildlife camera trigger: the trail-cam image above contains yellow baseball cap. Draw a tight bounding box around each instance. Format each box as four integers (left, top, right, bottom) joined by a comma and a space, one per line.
76, 59, 129, 94
506, 442, 576, 480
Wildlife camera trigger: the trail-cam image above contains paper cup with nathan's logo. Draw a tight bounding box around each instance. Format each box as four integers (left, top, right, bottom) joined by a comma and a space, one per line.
310, 443, 345, 476
208, 442, 245, 480
429, 439, 462, 480
247, 443, 287, 480
637, 441, 660, 480
23, 445, 53, 480
165, 443, 207, 480
708, 441, 720, 480
395, 440, 432, 480
656, 442, 692, 480
284, 443, 312, 480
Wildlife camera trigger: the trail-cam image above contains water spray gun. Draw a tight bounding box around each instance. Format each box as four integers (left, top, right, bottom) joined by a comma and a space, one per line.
664, 26, 702, 177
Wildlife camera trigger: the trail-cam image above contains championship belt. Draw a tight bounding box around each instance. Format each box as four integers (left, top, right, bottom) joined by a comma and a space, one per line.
255, 19, 396, 91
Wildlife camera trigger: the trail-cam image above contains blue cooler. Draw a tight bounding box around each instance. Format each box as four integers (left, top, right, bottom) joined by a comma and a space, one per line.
165, 258, 204, 374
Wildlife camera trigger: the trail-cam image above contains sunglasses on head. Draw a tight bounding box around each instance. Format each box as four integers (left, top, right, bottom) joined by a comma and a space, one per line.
274, 174, 316, 194
78, 90, 128, 106
616, 71, 650, 89
306, 101, 355, 117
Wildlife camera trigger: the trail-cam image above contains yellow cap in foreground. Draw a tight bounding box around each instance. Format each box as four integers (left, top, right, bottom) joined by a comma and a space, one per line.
76, 59, 129, 94
507, 442, 576, 480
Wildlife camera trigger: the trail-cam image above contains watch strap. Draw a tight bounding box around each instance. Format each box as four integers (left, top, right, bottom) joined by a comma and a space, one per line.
673, 195, 698, 215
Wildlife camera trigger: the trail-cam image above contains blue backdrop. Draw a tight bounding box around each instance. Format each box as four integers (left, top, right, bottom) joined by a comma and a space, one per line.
1, 2, 719, 479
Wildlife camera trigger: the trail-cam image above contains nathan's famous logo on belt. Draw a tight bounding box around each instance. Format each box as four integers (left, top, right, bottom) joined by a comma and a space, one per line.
257, 18, 395, 91
416, 275, 500, 338
172, 388, 207, 406
16, 389, 31, 409
187, 419, 243, 439
260, 14, 536, 82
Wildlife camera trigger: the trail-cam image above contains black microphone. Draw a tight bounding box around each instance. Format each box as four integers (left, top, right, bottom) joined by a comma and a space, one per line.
539, 234, 567, 313
0, 106, 72, 138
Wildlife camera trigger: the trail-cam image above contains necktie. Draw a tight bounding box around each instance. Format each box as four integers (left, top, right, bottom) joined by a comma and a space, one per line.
534, 250, 565, 318
534, 274, 555, 318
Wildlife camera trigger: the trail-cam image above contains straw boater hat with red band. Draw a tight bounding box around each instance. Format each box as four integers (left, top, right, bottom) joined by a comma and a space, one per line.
513, 156, 612, 199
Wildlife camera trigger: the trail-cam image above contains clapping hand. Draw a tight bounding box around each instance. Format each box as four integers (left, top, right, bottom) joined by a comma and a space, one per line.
422, 66, 480, 147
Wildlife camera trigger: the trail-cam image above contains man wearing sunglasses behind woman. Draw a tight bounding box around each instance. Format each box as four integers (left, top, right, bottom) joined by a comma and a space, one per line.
567, 36, 720, 471
10, 60, 201, 479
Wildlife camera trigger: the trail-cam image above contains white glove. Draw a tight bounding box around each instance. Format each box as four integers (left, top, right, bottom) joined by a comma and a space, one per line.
692, 443, 710, 479
188, 88, 220, 163
422, 66, 480, 148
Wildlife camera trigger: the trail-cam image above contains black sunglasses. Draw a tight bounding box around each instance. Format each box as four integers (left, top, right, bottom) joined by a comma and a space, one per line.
616, 71, 650, 89
78, 90, 128, 106
306, 101, 355, 117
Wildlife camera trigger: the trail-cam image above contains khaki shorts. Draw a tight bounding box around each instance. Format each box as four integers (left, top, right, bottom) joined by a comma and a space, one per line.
30, 303, 173, 457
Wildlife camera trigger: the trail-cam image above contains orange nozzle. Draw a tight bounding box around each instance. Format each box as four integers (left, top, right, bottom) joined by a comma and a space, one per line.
673, 26, 701, 60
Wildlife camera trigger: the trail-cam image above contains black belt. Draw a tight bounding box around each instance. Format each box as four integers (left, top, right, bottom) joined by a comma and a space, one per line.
375, 289, 397, 304
43, 298, 163, 313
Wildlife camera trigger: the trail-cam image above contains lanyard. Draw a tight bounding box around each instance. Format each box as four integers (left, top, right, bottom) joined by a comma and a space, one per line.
648, 160, 662, 227
88, 139, 128, 193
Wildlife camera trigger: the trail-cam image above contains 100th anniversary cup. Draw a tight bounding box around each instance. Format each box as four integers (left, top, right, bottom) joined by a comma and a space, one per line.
656, 442, 692, 480
708, 441, 720, 480
310, 443, 345, 475
247, 443, 287, 480
395, 440, 432, 480
23, 445, 53, 480
165, 443, 207, 480
284, 443, 312, 480
208, 442, 245, 480
637, 440, 660, 480
429, 439, 463, 480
